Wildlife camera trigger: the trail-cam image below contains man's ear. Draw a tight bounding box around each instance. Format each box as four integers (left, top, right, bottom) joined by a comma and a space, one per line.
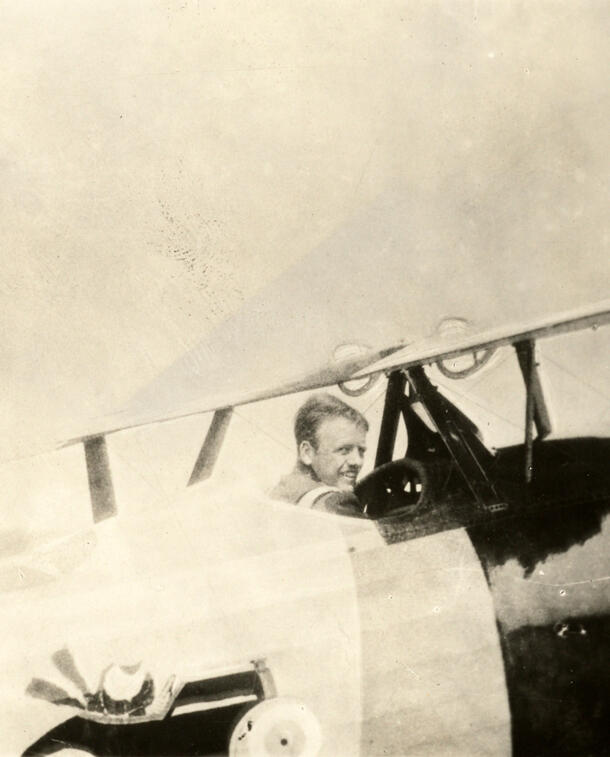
298, 440, 315, 467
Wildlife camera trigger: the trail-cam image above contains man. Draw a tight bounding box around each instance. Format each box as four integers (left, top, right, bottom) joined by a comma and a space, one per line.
270, 393, 369, 517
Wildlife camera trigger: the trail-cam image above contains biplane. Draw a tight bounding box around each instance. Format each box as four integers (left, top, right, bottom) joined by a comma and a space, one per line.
3, 0, 610, 754
3, 195, 609, 757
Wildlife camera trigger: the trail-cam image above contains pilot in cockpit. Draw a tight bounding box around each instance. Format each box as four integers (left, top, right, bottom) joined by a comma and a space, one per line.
270, 393, 369, 517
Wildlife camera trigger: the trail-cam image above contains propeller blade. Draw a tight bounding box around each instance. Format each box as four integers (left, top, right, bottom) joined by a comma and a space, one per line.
26, 677, 84, 708
52, 647, 89, 695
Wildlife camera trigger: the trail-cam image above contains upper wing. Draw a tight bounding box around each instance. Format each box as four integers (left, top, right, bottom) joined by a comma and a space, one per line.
58, 128, 609, 448
62, 342, 401, 444
353, 300, 610, 378
61, 179, 609, 446
63, 298, 609, 446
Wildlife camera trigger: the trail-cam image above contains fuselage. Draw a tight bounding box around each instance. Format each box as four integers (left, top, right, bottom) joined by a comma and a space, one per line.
6, 437, 609, 756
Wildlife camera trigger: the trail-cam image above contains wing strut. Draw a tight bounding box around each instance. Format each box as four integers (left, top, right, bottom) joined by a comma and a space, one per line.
375, 371, 408, 467
83, 436, 117, 522
515, 340, 552, 441
515, 340, 551, 485
188, 407, 233, 486
406, 367, 505, 511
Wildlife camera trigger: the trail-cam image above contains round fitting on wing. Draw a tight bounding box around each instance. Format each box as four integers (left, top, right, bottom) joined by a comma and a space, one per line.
229, 698, 322, 757
334, 343, 381, 397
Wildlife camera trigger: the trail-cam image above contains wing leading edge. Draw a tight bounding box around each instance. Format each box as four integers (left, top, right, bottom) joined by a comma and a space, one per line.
353, 300, 610, 379
62, 300, 609, 448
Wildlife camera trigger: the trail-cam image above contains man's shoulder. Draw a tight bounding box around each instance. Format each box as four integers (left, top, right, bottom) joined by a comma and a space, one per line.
270, 468, 366, 518
269, 468, 320, 504
311, 490, 366, 518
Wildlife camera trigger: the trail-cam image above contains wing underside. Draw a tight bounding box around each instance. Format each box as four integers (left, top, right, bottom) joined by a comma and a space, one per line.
65, 300, 609, 446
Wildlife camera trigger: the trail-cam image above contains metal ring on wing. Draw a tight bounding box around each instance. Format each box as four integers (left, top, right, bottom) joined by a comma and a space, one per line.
338, 371, 381, 397
435, 347, 496, 379
333, 343, 382, 397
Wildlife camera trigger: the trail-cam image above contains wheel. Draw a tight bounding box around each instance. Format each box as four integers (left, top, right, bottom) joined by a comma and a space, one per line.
229, 698, 322, 757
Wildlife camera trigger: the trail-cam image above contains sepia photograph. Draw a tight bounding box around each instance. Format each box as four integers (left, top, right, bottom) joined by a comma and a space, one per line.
1, 1, 609, 755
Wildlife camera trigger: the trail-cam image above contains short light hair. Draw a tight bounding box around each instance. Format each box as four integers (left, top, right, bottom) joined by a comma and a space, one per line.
294, 393, 369, 449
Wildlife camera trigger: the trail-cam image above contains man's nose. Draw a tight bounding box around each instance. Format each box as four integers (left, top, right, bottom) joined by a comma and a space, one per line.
347, 448, 364, 467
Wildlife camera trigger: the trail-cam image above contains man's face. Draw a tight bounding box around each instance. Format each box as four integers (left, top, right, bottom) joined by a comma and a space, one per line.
299, 416, 367, 491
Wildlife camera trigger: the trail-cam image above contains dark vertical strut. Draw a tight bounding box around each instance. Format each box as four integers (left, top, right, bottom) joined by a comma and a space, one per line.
188, 407, 233, 486
375, 371, 407, 467
515, 338, 552, 440
83, 436, 117, 522
515, 340, 549, 486
406, 366, 501, 509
